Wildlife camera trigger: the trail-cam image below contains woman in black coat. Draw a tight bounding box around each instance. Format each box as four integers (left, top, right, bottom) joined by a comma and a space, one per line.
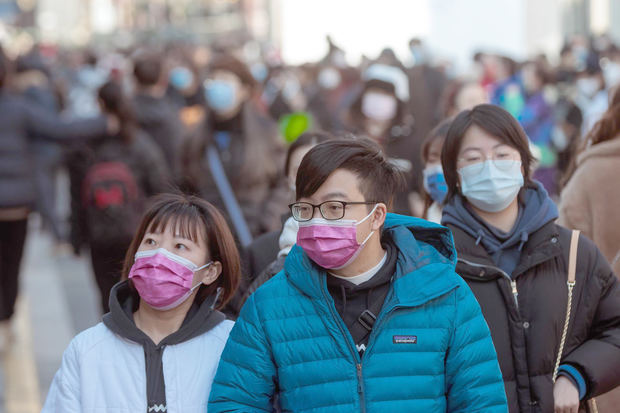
440, 104, 620, 413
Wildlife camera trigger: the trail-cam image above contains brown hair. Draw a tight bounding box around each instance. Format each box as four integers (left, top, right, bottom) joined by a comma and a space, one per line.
208, 53, 258, 95
296, 137, 405, 210
441, 104, 535, 202
121, 193, 240, 309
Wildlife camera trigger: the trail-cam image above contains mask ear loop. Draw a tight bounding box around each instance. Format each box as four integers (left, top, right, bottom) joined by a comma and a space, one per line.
189, 261, 214, 292
357, 204, 379, 246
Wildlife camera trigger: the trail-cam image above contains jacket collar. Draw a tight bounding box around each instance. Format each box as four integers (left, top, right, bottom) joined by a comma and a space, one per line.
284, 213, 459, 307
449, 220, 562, 280
103, 281, 225, 348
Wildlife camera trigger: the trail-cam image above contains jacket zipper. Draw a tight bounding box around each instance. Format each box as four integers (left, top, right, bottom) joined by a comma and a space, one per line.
458, 258, 520, 312
321, 284, 366, 413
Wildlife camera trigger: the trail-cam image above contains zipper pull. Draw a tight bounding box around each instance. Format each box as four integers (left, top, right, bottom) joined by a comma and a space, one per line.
511, 280, 518, 295
357, 364, 363, 393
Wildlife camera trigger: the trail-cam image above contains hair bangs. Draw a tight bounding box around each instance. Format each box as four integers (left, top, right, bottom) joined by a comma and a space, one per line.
145, 202, 206, 244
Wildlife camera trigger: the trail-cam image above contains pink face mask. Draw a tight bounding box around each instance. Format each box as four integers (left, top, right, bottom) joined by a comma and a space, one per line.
296, 205, 377, 269
128, 248, 212, 311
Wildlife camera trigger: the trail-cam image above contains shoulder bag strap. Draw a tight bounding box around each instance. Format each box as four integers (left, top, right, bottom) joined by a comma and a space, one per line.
553, 229, 580, 382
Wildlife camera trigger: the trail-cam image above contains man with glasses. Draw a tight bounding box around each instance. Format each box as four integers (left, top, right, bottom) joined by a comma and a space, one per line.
209, 138, 508, 412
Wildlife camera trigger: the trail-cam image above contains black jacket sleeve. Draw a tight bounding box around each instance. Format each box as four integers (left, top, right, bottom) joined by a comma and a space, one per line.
562, 235, 620, 398
23, 99, 107, 141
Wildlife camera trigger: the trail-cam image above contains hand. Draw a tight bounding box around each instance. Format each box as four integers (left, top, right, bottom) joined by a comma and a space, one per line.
554, 376, 580, 413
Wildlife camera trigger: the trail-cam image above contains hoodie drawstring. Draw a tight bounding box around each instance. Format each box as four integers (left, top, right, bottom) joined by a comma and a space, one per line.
518, 231, 529, 251
475, 229, 484, 246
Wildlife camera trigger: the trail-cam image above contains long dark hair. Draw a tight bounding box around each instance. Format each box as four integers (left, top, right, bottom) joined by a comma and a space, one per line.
98, 80, 136, 144
121, 193, 241, 309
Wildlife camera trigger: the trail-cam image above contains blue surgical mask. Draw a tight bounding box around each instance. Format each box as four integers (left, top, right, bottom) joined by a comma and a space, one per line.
204, 80, 237, 112
169, 67, 194, 90
458, 160, 524, 212
423, 164, 447, 204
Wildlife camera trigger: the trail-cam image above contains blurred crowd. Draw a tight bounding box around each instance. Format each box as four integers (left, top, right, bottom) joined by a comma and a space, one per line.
1, 31, 619, 323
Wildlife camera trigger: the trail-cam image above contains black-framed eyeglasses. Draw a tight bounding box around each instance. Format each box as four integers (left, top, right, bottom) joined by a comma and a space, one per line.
289, 200, 378, 222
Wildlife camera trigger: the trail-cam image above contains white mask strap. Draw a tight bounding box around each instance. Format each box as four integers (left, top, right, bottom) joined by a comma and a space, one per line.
356, 204, 379, 226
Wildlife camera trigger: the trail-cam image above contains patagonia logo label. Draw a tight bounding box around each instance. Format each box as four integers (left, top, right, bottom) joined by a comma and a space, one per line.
393, 335, 417, 344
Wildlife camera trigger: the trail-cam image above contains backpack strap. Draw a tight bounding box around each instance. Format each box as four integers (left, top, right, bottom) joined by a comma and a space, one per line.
553, 229, 580, 382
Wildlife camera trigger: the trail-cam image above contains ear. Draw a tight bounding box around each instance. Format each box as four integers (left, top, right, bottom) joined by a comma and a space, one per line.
199, 261, 222, 286
371, 203, 388, 231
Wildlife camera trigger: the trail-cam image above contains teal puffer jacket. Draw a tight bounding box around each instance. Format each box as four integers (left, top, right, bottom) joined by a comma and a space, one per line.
209, 214, 508, 412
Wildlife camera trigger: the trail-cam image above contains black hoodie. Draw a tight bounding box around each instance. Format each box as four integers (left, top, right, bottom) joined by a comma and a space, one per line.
326, 238, 398, 357
103, 281, 225, 412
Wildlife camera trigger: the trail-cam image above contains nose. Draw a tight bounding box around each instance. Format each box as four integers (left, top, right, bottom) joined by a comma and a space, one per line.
311, 205, 323, 219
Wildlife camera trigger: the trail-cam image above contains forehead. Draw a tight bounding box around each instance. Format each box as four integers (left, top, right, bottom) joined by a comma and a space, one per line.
460, 124, 510, 152
301, 168, 364, 202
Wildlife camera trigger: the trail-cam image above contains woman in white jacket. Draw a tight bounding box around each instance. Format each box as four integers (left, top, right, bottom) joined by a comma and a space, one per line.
43, 193, 241, 413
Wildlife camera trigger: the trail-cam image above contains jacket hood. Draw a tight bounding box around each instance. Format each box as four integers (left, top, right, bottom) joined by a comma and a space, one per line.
442, 181, 558, 275
284, 213, 459, 305
577, 136, 620, 166
103, 280, 225, 346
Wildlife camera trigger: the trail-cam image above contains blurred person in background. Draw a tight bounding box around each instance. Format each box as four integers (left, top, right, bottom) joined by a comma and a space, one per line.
441, 104, 620, 412
133, 52, 183, 179
0, 54, 114, 352
81, 80, 171, 313
165, 48, 206, 111
518, 60, 558, 195
575, 59, 608, 135
554, 98, 584, 184
559, 86, 620, 413
410, 118, 452, 223
235, 131, 333, 315
305, 37, 359, 133
440, 79, 489, 118
261, 65, 315, 142
43, 193, 239, 412
407, 38, 448, 137
13, 51, 67, 246
490, 55, 525, 118
346, 75, 420, 215
560, 86, 620, 276
181, 53, 287, 238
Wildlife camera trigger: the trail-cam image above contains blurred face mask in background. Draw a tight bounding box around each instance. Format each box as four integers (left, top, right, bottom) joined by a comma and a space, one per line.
361, 91, 397, 121
423, 164, 448, 204
576, 77, 600, 99
317, 67, 341, 90
204, 80, 237, 113
169, 67, 194, 91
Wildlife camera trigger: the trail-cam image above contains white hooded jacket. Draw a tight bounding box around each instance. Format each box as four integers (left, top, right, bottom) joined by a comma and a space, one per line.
42, 281, 233, 413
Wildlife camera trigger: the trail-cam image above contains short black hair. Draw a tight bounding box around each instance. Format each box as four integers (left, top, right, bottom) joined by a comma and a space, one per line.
296, 138, 405, 210
441, 104, 534, 202
284, 131, 332, 177
133, 54, 162, 86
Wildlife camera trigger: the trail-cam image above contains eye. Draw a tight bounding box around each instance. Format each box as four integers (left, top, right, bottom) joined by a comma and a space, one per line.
175, 243, 188, 251
144, 238, 156, 246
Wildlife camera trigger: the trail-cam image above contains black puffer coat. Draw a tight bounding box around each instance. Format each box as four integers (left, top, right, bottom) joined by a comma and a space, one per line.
447, 221, 620, 413
0, 91, 106, 209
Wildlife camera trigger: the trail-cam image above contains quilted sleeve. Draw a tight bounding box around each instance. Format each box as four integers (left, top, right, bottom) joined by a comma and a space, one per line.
445, 278, 509, 413
41, 337, 82, 413
208, 292, 277, 412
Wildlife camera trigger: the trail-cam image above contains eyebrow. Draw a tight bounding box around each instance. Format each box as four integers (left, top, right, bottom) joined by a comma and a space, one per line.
460, 143, 512, 153
320, 192, 350, 202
